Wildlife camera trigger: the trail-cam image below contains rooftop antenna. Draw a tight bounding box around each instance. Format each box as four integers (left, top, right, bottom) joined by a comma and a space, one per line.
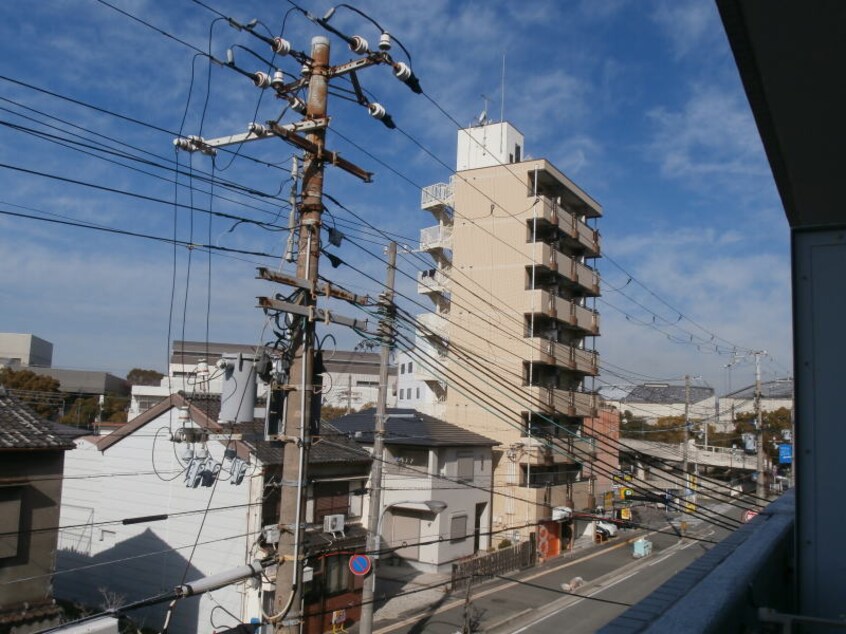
477, 94, 490, 126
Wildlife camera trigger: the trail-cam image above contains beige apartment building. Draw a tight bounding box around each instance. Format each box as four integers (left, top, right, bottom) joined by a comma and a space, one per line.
414, 121, 602, 542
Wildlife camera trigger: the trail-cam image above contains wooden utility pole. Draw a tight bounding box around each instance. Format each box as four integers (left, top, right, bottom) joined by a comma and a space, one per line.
682, 374, 690, 492
360, 242, 397, 634
274, 35, 330, 634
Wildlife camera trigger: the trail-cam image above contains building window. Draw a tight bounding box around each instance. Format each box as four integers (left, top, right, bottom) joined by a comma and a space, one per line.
400, 363, 405, 374
0, 486, 22, 559
450, 514, 468, 543
313, 481, 350, 524
398, 390, 403, 401
356, 380, 378, 387
457, 452, 474, 482
324, 554, 353, 595
408, 362, 413, 373
394, 448, 428, 468
416, 387, 420, 399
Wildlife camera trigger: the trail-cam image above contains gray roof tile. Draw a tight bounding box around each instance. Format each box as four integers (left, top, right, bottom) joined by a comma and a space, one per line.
0, 388, 76, 450
331, 408, 499, 447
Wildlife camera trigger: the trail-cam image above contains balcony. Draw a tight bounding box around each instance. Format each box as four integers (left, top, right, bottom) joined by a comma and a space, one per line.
526, 338, 598, 375
414, 362, 443, 383
420, 179, 454, 220
419, 224, 453, 252
527, 386, 598, 418
523, 434, 597, 466
533, 196, 600, 256
523, 289, 600, 335
417, 268, 451, 295
417, 312, 448, 340
526, 242, 600, 296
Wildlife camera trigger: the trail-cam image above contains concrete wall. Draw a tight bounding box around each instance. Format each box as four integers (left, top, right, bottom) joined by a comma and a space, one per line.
0, 333, 53, 368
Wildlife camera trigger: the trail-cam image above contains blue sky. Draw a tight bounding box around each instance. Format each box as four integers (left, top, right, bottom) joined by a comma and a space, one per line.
0, 0, 791, 395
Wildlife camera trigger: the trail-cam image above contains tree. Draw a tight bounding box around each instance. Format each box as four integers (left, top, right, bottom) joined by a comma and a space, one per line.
735, 407, 792, 462
0, 367, 63, 418
126, 368, 164, 386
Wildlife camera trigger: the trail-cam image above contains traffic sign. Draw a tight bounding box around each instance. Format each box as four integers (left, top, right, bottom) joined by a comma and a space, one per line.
349, 554, 372, 576
778, 444, 793, 464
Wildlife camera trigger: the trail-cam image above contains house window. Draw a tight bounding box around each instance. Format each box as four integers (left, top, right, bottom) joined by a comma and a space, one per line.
416, 387, 420, 399
394, 448, 428, 468
398, 390, 403, 401
0, 486, 22, 559
408, 362, 413, 373
457, 451, 474, 482
406, 388, 412, 400
400, 363, 405, 374
450, 514, 468, 543
324, 554, 353, 595
313, 481, 349, 524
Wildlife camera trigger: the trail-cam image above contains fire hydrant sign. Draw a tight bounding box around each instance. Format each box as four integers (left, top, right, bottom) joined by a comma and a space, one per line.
349, 554, 372, 576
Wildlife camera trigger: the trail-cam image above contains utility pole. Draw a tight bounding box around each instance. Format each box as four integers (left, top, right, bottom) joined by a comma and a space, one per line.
360, 242, 397, 634
273, 35, 330, 634
754, 351, 767, 501
682, 374, 690, 495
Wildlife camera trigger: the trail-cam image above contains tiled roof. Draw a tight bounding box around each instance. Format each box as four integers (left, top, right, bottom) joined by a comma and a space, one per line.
623, 384, 714, 405
0, 388, 76, 450
237, 421, 370, 466
331, 408, 499, 447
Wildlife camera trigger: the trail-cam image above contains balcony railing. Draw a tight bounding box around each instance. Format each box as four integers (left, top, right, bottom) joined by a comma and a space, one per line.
417, 268, 451, 295
419, 224, 453, 251
526, 242, 600, 296
534, 196, 600, 256
523, 289, 600, 335
421, 179, 454, 214
527, 385, 598, 418
417, 312, 448, 340
526, 338, 599, 375
523, 433, 597, 465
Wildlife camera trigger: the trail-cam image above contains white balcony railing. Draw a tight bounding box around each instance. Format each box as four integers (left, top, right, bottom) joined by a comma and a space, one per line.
419, 224, 453, 251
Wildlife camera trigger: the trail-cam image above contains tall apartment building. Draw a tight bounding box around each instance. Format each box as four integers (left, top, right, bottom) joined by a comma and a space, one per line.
413, 121, 602, 541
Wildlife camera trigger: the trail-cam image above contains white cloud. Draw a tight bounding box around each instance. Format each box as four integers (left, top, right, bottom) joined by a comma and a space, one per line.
651, 0, 719, 60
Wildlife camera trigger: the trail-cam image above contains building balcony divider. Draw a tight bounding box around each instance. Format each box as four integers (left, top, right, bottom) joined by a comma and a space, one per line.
526, 385, 598, 418
524, 289, 600, 335
526, 337, 599, 375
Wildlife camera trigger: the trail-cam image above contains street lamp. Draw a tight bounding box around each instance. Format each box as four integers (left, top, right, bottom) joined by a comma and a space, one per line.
359, 499, 447, 634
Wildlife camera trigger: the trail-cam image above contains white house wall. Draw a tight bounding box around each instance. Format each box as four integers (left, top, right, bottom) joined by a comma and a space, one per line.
56, 410, 263, 633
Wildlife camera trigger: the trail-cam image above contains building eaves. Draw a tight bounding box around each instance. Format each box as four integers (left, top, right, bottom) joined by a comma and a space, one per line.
331, 408, 499, 448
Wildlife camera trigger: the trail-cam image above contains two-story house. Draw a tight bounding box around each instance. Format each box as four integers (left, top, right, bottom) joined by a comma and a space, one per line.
332, 408, 498, 574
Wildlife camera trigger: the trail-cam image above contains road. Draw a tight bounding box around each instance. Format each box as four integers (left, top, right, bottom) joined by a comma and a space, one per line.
374, 506, 737, 634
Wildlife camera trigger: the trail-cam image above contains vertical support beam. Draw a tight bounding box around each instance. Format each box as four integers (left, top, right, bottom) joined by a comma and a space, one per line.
360, 242, 397, 634
794, 228, 846, 619
274, 35, 330, 634
754, 350, 766, 501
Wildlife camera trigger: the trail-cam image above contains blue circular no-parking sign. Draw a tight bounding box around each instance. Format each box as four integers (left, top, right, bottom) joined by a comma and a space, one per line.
349, 554, 372, 576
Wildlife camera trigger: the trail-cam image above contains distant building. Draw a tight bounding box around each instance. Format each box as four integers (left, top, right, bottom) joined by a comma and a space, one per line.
611, 383, 716, 427
0, 333, 53, 368
718, 377, 793, 429
129, 342, 396, 420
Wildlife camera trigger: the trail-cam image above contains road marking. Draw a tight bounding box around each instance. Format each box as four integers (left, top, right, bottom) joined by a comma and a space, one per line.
587, 571, 639, 595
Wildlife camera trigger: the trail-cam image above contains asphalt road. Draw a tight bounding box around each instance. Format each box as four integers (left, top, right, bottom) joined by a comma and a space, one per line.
375, 506, 738, 634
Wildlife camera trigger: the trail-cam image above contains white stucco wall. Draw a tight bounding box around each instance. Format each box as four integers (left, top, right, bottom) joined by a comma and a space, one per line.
56, 410, 263, 633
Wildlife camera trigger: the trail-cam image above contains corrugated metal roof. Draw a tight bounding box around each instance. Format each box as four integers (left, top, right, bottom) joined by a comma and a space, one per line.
0, 388, 77, 450
723, 378, 794, 400
331, 408, 499, 447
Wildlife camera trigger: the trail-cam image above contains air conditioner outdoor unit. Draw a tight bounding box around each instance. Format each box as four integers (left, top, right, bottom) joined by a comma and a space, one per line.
323, 514, 346, 534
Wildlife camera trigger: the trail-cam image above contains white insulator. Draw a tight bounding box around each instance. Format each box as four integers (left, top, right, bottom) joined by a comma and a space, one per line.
248, 122, 267, 136
393, 61, 412, 81
272, 37, 291, 55
368, 102, 387, 120
271, 70, 285, 90
253, 71, 271, 88
378, 32, 392, 51
300, 64, 310, 76
349, 35, 369, 54
289, 97, 306, 114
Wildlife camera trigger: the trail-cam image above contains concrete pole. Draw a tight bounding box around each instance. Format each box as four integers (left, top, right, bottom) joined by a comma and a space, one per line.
274, 36, 330, 634
360, 242, 397, 634
755, 351, 767, 501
